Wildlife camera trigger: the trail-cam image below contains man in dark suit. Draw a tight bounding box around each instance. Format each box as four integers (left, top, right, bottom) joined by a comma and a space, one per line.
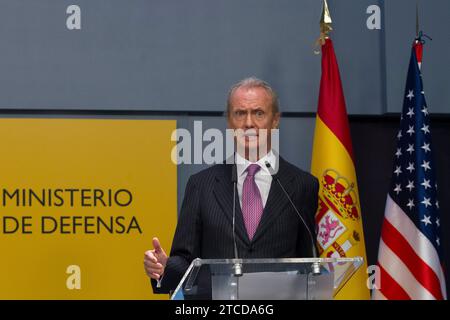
144, 77, 319, 294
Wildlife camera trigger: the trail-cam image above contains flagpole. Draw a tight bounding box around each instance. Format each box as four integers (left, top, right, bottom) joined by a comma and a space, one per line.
416, 1, 419, 40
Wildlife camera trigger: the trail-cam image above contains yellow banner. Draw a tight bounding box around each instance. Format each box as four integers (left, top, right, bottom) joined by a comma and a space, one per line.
311, 117, 370, 299
0, 118, 177, 299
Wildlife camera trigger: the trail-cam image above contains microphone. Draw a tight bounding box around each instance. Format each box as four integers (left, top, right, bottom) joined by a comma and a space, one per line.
231, 164, 242, 276
264, 161, 320, 275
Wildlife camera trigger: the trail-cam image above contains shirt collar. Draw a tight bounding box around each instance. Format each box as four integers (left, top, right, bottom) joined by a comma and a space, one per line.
235, 151, 277, 178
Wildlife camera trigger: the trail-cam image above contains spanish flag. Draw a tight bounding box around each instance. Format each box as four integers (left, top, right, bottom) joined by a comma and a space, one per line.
311, 38, 370, 299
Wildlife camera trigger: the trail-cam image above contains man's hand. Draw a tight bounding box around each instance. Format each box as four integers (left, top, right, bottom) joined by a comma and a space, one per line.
144, 237, 168, 280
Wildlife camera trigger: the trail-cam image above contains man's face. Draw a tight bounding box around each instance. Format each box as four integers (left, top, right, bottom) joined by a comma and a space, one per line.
227, 86, 280, 161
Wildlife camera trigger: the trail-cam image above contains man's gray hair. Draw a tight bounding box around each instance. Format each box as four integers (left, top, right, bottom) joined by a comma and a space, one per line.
226, 77, 280, 116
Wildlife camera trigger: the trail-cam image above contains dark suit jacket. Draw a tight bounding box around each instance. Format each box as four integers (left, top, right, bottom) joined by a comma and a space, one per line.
152, 156, 319, 294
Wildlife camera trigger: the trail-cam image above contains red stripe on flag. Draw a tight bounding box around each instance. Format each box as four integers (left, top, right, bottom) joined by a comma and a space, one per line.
381, 218, 444, 300
378, 263, 411, 300
318, 39, 354, 160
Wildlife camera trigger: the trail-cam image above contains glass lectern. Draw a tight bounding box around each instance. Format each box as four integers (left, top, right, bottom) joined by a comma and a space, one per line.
171, 257, 363, 300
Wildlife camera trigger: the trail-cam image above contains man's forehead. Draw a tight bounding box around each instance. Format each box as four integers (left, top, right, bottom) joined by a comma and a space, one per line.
230, 86, 271, 103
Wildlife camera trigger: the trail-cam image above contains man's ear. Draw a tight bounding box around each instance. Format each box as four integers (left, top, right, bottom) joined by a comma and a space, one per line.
272, 112, 280, 129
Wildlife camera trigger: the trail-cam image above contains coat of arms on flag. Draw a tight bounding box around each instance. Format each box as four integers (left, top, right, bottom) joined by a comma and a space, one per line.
316, 169, 362, 257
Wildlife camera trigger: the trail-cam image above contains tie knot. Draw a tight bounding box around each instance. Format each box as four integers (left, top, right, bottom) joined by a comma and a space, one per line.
246, 164, 261, 177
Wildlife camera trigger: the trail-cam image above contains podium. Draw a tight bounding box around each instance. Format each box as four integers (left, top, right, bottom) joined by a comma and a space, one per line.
171, 257, 363, 300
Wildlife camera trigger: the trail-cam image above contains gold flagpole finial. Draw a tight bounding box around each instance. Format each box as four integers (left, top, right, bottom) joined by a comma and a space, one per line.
315, 0, 333, 53
321, 0, 332, 25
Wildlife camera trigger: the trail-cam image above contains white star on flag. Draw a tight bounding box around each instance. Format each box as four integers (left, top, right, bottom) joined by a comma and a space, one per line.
421, 197, 432, 208
395, 148, 402, 158
406, 90, 414, 100
437, 238, 440, 246
421, 142, 431, 153
407, 126, 415, 136
406, 162, 415, 173
421, 124, 430, 134
407, 199, 415, 210
436, 201, 439, 209
397, 130, 402, 139
406, 180, 415, 191
407, 144, 414, 154
421, 215, 432, 226
394, 166, 402, 176
421, 179, 431, 189
394, 184, 402, 194
407, 108, 415, 118
436, 218, 440, 227
421, 106, 429, 115
421, 160, 431, 171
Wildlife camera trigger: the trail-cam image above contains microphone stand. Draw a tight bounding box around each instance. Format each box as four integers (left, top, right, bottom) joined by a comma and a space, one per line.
265, 162, 321, 275
231, 164, 243, 277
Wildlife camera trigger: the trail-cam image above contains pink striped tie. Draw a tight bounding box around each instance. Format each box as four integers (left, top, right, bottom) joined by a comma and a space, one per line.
242, 164, 263, 240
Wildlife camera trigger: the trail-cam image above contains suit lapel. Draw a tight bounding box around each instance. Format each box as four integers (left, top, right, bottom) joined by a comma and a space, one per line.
252, 158, 295, 242
212, 164, 251, 246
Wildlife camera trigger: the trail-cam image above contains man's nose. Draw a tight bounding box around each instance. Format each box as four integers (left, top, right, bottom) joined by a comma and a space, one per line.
244, 112, 255, 128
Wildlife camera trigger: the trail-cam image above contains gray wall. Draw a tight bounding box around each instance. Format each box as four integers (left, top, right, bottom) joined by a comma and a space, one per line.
384, 0, 450, 113
1, 1, 448, 113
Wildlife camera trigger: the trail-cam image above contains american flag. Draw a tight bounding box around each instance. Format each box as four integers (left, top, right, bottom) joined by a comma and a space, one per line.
373, 41, 447, 300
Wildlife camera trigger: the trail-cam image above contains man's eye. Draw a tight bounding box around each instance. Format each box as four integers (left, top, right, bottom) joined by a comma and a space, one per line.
255, 110, 265, 116
236, 111, 246, 116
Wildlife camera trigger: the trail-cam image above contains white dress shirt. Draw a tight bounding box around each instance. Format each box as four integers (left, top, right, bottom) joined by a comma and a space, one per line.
235, 151, 277, 208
